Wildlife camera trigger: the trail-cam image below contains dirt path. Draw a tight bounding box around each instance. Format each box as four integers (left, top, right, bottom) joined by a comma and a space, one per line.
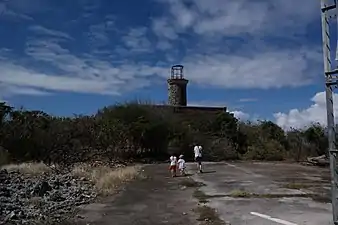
74, 164, 209, 225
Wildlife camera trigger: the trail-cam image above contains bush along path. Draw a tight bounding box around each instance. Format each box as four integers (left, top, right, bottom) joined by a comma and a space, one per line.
73, 164, 224, 225
0, 101, 331, 166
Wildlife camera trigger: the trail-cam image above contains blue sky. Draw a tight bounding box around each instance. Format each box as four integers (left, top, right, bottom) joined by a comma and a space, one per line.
0, 0, 333, 129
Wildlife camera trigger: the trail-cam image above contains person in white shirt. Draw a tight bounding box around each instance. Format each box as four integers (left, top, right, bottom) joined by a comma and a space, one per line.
169, 155, 177, 177
177, 155, 186, 176
194, 144, 203, 173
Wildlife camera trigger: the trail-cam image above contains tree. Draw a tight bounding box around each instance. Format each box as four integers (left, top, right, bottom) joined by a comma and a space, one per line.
303, 123, 327, 156
0, 101, 331, 165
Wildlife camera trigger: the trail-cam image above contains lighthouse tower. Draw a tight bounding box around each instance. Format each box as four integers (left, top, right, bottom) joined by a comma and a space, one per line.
167, 65, 189, 106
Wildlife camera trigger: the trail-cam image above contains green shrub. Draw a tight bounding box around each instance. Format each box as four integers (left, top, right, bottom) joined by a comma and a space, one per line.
0, 147, 10, 166
0, 101, 329, 164
243, 139, 285, 161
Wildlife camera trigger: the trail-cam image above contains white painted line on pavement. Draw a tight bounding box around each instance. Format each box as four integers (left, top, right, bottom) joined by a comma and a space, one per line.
250, 212, 298, 225
225, 163, 252, 174
225, 163, 263, 177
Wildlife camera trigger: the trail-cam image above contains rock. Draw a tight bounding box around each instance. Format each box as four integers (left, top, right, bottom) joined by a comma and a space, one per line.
0, 166, 97, 225
0, 170, 8, 183
49, 191, 66, 202
34, 181, 52, 197
5, 211, 16, 221
0, 187, 11, 197
306, 155, 329, 167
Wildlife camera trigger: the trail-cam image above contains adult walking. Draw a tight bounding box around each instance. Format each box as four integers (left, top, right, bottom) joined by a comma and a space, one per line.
194, 144, 203, 173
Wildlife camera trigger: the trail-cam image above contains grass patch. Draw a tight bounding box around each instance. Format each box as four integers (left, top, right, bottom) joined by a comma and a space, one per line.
283, 183, 310, 189
194, 206, 225, 225
190, 188, 327, 202
311, 194, 331, 203
224, 189, 327, 201
71, 164, 111, 181
1, 162, 51, 176
71, 164, 141, 195
179, 179, 205, 188
1, 162, 141, 196
229, 189, 251, 198
193, 189, 209, 203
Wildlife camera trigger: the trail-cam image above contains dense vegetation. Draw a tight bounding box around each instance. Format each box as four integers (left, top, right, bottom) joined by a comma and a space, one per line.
0, 101, 329, 166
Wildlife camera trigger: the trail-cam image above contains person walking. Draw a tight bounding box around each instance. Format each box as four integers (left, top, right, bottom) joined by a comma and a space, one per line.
169, 155, 177, 177
177, 154, 186, 176
193, 144, 203, 173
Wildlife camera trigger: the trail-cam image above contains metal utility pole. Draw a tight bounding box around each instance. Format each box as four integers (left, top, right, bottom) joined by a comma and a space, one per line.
321, 0, 338, 224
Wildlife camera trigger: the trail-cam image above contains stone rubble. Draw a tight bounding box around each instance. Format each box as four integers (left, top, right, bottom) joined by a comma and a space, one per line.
0, 168, 97, 225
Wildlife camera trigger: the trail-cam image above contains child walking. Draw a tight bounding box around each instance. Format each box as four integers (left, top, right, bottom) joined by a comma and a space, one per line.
169, 155, 177, 177
177, 154, 186, 176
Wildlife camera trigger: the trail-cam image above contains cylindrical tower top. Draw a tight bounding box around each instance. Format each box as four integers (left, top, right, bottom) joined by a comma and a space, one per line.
167, 64, 188, 106
171, 64, 184, 79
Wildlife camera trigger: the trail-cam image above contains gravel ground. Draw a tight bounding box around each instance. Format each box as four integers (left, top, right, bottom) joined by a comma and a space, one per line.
0, 167, 97, 225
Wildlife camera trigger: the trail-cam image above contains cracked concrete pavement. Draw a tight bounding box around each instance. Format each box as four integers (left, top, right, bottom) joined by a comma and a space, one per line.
74, 164, 199, 225
187, 161, 333, 225
72, 162, 334, 225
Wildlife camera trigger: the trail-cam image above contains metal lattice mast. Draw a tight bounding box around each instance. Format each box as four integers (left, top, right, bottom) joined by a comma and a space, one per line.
321, 0, 338, 224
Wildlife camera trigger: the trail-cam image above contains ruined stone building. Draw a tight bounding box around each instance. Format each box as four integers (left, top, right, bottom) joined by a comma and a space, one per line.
159, 64, 227, 116
151, 65, 230, 157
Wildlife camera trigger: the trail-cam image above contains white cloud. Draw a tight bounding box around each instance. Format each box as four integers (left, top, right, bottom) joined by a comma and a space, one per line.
28, 25, 73, 40
122, 27, 152, 53
152, 0, 318, 38
0, 83, 50, 97
0, 0, 52, 21
179, 48, 321, 89
0, 62, 119, 95
0, 0, 323, 100
150, 0, 321, 89
0, 2, 32, 21
5, 0, 48, 14
86, 20, 116, 48
152, 18, 178, 40
0, 37, 168, 97
274, 91, 336, 130
232, 111, 250, 121
239, 98, 258, 103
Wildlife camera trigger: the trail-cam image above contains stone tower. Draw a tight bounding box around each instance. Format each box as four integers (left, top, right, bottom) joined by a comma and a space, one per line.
167, 65, 189, 106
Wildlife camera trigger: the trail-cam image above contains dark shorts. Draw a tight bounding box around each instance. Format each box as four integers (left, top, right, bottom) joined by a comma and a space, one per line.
169, 165, 177, 171
195, 156, 202, 164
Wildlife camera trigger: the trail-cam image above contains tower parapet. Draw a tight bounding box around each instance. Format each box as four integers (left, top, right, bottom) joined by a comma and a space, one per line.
167, 65, 189, 106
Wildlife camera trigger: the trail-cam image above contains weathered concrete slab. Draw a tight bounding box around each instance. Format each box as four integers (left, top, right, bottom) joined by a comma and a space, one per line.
187, 162, 334, 225
75, 164, 198, 225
